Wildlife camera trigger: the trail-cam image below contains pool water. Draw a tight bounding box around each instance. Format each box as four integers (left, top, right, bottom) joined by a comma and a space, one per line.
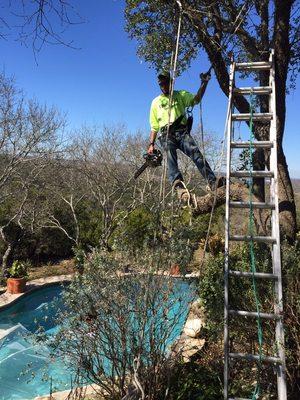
0, 285, 71, 400
0, 285, 65, 332
0, 280, 195, 400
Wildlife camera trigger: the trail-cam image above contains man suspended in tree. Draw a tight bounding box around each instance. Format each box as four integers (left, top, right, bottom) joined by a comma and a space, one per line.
127, 0, 298, 242
148, 70, 225, 202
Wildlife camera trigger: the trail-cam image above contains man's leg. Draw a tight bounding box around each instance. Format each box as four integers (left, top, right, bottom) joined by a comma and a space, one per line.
159, 136, 189, 201
179, 133, 216, 187
159, 137, 183, 183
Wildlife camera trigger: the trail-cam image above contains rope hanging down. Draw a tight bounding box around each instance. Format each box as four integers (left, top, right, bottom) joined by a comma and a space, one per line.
248, 91, 263, 400
159, 0, 183, 207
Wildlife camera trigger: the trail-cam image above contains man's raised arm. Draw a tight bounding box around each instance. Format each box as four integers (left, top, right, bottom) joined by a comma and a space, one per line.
193, 72, 211, 105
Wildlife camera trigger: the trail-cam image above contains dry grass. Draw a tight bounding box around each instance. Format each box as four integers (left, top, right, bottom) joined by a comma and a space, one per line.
28, 259, 75, 280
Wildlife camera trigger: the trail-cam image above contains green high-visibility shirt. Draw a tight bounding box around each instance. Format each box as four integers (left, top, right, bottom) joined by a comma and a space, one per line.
149, 90, 196, 133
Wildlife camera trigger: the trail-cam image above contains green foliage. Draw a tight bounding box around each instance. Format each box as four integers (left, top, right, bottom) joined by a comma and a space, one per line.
178, 210, 211, 242
281, 241, 300, 398
77, 203, 103, 248
114, 206, 157, 254
168, 227, 196, 273
198, 241, 300, 398
169, 362, 223, 400
8, 260, 29, 278
198, 253, 224, 337
73, 246, 85, 274
125, 0, 198, 73
199, 243, 273, 336
125, 1, 300, 87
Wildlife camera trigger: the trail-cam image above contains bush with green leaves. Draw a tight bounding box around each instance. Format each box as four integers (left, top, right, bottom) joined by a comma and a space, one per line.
168, 361, 223, 400
281, 240, 300, 398
113, 206, 157, 255
198, 241, 300, 398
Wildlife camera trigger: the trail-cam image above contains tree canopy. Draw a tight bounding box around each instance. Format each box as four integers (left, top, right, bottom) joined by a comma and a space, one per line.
125, 0, 300, 86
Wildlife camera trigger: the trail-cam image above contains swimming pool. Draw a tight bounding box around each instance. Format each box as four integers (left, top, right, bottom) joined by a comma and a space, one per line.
0, 285, 71, 400
0, 279, 195, 400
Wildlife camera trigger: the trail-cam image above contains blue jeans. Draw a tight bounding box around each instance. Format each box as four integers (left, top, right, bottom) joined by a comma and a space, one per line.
159, 131, 216, 185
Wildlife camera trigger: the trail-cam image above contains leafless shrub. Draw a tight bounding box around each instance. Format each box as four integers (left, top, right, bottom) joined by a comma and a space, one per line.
43, 250, 195, 399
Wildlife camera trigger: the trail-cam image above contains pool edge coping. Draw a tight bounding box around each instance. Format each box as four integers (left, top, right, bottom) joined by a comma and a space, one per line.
0, 274, 74, 311
0, 271, 199, 311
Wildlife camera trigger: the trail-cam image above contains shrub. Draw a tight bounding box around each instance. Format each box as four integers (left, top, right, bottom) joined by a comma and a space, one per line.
38, 250, 195, 399
8, 260, 29, 278
114, 206, 157, 255
281, 240, 300, 398
168, 361, 223, 400
197, 241, 300, 398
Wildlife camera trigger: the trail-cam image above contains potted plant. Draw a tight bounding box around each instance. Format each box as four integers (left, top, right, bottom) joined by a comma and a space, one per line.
7, 260, 29, 294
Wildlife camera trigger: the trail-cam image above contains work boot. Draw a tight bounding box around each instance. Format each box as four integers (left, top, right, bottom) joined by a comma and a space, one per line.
173, 179, 190, 203
206, 176, 226, 192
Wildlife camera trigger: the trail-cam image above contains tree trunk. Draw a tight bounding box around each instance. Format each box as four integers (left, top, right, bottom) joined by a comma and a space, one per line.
2, 243, 12, 277
0, 227, 12, 278
273, 0, 296, 240
277, 144, 297, 241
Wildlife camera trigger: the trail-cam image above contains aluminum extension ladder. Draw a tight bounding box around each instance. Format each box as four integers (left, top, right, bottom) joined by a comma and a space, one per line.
224, 50, 287, 399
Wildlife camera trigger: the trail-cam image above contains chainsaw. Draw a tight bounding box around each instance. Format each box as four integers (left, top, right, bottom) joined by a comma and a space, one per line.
134, 149, 163, 179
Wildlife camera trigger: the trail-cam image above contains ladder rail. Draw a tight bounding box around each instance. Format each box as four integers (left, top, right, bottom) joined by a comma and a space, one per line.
269, 50, 287, 399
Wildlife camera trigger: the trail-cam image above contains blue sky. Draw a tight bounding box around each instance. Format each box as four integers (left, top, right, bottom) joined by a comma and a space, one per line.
1, 0, 299, 177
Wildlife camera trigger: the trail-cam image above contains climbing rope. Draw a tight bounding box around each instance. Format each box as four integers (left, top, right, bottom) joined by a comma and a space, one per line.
159, 0, 183, 209
248, 91, 263, 399
199, 99, 208, 185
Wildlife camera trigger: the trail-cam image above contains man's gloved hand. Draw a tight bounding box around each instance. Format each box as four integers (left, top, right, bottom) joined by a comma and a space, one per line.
200, 71, 211, 82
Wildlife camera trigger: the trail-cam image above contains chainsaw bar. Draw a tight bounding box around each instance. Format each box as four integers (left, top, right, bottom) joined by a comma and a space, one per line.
134, 162, 148, 179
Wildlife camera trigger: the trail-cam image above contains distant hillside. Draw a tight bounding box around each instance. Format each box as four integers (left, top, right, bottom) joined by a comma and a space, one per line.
292, 179, 300, 194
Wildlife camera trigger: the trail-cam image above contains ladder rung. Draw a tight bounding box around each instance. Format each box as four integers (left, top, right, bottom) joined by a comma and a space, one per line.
229, 352, 281, 364
231, 141, 273, 149
230, 201, 275, 210
235, 61, 272, 71
229, 270, 278, 280
233, 86, 272, 95
229, 310, 280, 320
230, 170, 274, 178
232, 113, 273, 121
229, 235, 276, 244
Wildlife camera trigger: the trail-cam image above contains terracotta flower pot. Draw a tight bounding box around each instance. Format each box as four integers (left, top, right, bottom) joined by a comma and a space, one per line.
7, 277, 27, 294
170, 264, 181, 276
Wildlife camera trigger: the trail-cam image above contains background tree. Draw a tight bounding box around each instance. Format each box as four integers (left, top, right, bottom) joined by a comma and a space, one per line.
0, 73, 64, 276
0, 0, 82, 53
125, 0, 300, 240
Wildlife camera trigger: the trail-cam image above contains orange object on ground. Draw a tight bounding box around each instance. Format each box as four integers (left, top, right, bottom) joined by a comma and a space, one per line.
7, 278, 26, 294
